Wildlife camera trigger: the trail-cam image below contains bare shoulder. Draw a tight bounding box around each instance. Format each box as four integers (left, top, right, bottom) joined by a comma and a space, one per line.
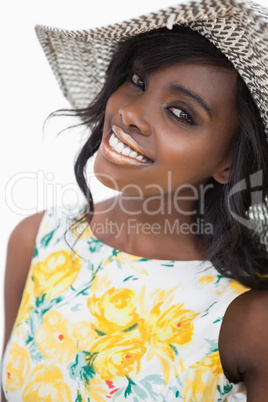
2, 211, 45, 352
219, 288, 268, 400
6, 212, 45, 283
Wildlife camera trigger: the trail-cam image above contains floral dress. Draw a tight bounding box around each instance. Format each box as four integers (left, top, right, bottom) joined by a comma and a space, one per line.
2, 205, 248, 401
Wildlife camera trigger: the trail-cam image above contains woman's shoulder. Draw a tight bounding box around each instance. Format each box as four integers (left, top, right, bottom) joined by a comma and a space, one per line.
8, 211, 45, 244
219, 288, 268, 392
5, 211, 45, 292
7, 212, 45, 270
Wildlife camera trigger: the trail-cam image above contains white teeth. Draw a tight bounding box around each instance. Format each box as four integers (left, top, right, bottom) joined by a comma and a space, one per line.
122, 147, 131, 156
114, 142, 125, 153
108, 131, 150, 163
110, 133, 118, 147
129, 151, 138, 158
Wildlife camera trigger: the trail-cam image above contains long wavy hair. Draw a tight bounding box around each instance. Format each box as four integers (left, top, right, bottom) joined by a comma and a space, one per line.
60, 26, 268, 289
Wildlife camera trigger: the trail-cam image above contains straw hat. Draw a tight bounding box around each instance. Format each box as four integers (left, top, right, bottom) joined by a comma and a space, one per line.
35, 0, 268, 134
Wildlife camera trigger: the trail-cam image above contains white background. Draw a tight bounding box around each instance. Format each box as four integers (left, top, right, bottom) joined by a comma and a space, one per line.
1, 0, 268, 354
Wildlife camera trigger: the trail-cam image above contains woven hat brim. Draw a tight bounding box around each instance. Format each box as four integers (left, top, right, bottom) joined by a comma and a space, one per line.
35, 0, 268, 134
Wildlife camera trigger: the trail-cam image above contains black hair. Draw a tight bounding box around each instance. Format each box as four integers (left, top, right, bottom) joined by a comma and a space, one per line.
68, 26, 268, 289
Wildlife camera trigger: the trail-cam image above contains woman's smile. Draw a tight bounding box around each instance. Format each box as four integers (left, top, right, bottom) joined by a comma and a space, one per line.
100, 125, 154, 165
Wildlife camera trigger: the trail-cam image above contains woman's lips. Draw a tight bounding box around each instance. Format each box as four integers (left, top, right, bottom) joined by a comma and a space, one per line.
111, 125, 152, 161
100, 127, 153, 166
109, 133, 151, 162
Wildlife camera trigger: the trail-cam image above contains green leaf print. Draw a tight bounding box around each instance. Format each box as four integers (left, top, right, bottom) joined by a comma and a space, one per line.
213, 317, 223, 324
26, 337, 44, 362
71, 304, 82, 311
140, 375, 164, 399
168, 388, 182, 399
125, 376, 136, 397
123, 376, 155, 400
215, 274, 225, 286
161, 262, 175, 267
94, 328, 106, 336
68, 351, 96, 383
33, 245, 38, 258
35, 294, 46, 307
75, 389, 90, 402
169, 344, 179, 356
132, 384, 149, 399
122, 323, 138, 333
87, 238, 105, 253
35, 294, 62, 313
200, 301, 218, 318
204, 339, 218, 354
123, 276, 139, 282
217, 382, 233, 397
75, 390, 83, 402
40, 221, 61, 248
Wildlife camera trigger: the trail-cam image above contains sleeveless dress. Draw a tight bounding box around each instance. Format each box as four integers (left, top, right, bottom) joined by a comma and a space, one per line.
2, 205, 248, 401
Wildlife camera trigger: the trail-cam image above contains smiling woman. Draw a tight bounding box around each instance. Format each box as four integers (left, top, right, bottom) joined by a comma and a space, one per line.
2, 0, 268, 401
96, 61, 238, 195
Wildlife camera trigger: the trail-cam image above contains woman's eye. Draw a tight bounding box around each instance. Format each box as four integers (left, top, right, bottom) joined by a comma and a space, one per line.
168, 107, 194, 125
131, 73, 145, 90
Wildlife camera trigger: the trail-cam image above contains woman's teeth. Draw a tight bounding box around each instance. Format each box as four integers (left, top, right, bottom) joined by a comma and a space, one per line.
109, 133, 149, 162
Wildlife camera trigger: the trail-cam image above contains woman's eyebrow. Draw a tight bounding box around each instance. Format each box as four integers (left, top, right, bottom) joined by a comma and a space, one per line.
170, 83, 212, 118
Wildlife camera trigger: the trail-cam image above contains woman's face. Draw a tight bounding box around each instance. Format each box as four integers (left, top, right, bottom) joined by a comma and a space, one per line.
94, 62, 238, 195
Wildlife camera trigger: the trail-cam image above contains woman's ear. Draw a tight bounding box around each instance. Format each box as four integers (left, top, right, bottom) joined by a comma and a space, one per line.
213, 166, 230, 184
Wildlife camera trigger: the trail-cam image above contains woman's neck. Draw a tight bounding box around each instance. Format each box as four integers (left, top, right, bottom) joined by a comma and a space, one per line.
90, 195, 207, 261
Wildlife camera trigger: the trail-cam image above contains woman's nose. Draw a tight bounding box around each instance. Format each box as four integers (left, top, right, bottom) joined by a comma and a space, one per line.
119, 101, 152, 136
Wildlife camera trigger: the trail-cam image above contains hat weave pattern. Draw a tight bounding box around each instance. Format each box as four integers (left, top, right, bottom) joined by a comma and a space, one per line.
35, 0, 268, 135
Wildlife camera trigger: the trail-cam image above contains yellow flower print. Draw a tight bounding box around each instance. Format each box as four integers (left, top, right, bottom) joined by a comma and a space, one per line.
73, 321, 98, 351
138, 295, 199, 384
5, 343, 30, 392
90, 270, 112, 294
88, 288, 141, 334
22, 364, 72, 401
199, 276, 215, 288
32, 250, 81, 299
143, 302, 198, 361
83, 378, 111, 402
103, 252, 149, 276
229, 280, 249, 295
14, 273, 35, 327
216, 280, 249, 296
35, 310, 77, 364
183, 351, 224, 401
90, 330, 146, 380
71, 220, 94, 240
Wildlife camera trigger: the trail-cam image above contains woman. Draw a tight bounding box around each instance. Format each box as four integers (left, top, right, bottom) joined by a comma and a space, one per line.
2, 0, 268, 400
